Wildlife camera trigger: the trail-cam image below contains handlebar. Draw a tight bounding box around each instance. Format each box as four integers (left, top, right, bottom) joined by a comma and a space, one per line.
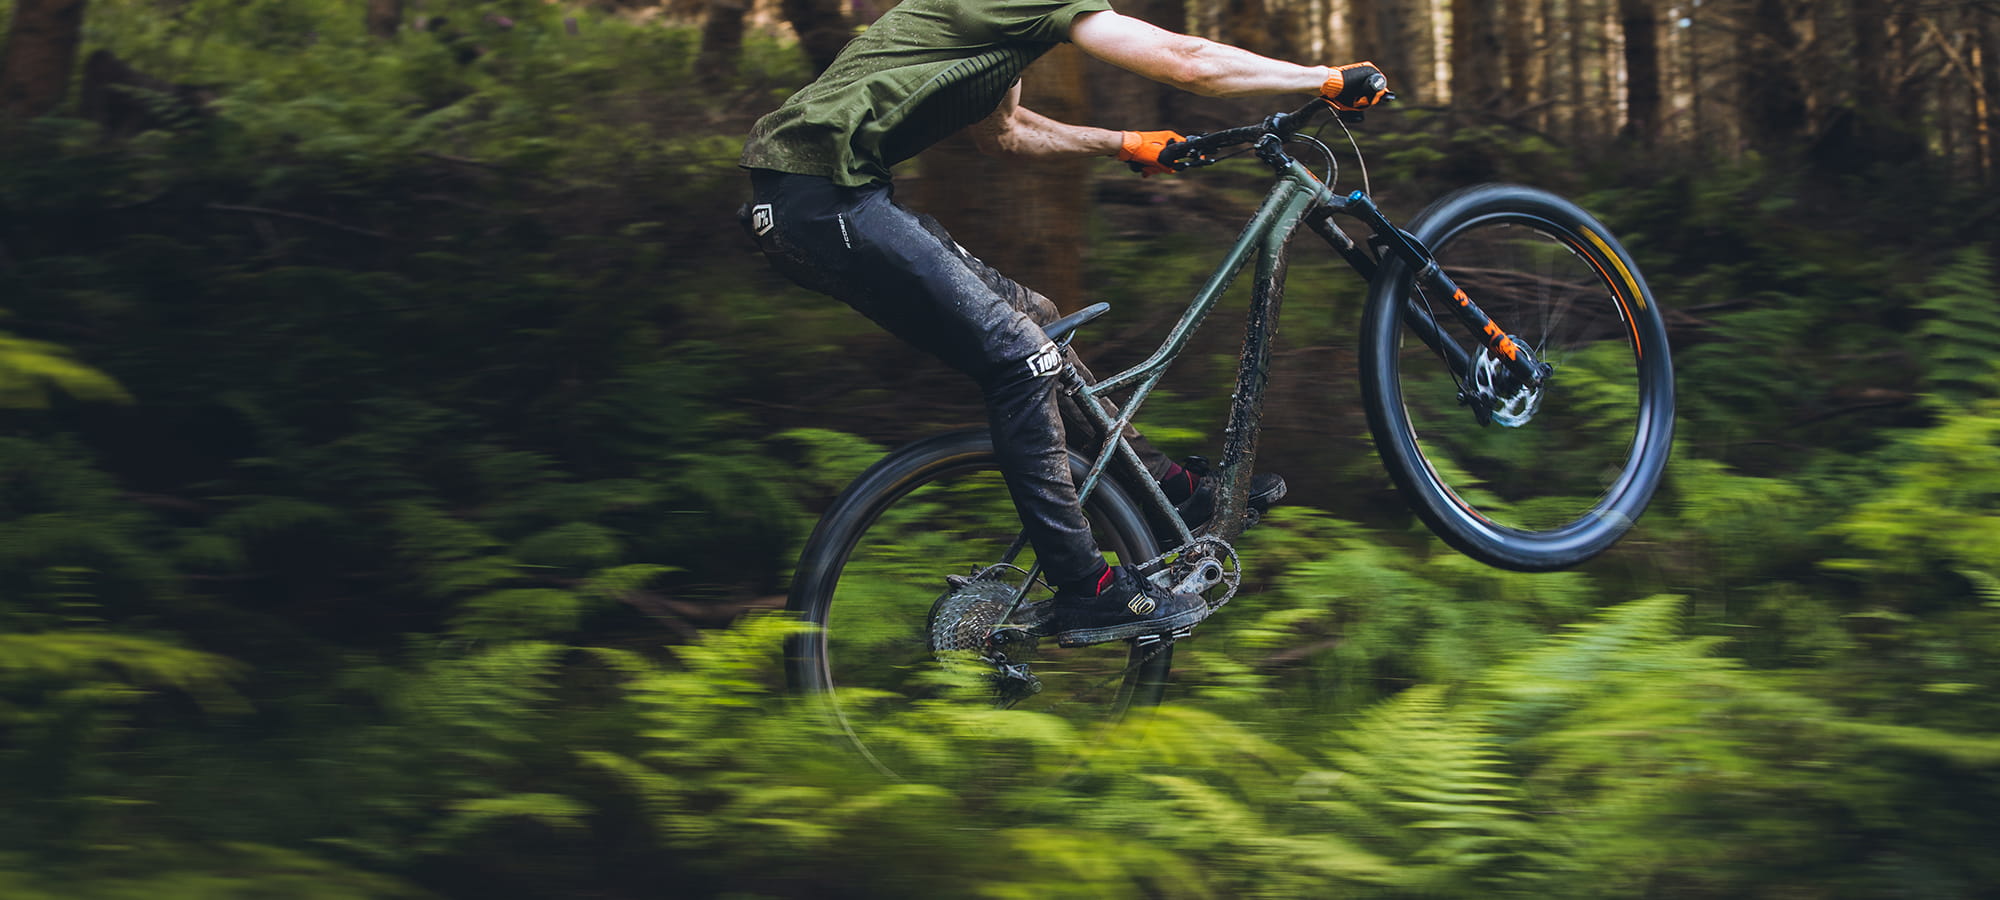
1158, 75, 1394, 172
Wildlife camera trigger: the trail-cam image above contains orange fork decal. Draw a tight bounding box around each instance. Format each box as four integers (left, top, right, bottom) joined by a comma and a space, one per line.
1461, 285, 1521, 360
1431, 269, 1528, 370
1481, 320, 1521, 360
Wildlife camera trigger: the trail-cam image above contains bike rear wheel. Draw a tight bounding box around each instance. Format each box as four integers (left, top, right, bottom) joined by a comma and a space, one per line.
787, 429, 1172, 776
1359, 184, 1674, 572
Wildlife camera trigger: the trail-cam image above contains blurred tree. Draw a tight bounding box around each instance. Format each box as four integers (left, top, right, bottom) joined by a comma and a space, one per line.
1451, 0, 1503, 109
1738, 0, 1806, 155
367, 0, 403, 38
1619, 0, 1661, 142
1567, 0, 1591, 142
0, 0, 88, 119
1220, 0, 1298, 61
1346, 0, 1430, 103
1503, 0, 1537, 119
1985, 9, 1999, 184
780, 0, 851, 73
696, 0, 749, 81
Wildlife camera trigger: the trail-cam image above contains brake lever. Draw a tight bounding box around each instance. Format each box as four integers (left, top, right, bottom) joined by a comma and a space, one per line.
1153, 137, 1215, 173
1340, 88, 1400, 124
1170, 152, 1217, 171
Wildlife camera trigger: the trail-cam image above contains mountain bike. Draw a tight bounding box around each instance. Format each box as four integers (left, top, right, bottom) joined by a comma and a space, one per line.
785, 97, 1674, 773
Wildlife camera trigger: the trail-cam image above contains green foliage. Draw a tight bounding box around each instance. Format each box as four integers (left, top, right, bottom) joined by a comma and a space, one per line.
1826, 402, 2000, 585
1911, 246, 2000, 409
1304, 685, 1539, 894
0, 844, 427, 899
2, 0, 1999, 895
0, 331, 132, 408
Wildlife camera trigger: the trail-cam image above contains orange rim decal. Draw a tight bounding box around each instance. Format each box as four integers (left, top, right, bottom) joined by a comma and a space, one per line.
1571, 238, 1644, 360
1582, 228, 1645, 310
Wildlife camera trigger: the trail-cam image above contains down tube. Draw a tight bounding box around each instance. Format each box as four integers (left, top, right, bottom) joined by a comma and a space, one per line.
1071, 175, 1326, 523
1207, 180, 1319, 542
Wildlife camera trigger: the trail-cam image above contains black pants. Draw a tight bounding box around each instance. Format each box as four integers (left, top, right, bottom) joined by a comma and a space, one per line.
740, 169, 1171, 587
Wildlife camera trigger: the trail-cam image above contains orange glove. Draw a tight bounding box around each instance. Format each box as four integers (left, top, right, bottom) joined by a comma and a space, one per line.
1117, 130, 1186, 176
1322, 61, 1391, 111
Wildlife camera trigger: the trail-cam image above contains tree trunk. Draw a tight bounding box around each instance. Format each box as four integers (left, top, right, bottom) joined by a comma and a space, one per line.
1738, 0, 1804, 154
1347, 0, 1424, 101
1504, 0, 1536, 116
1618, 0, 1660, 141
1982, 9, 1999, 184
914, 48, 1092, 313
696, 0, 749, 82
1537, 0, 1559, 134
366, 0, 403, 38
1220, 0, 1296, 61
1452, 0, 1504, 109
779, 0, 851, 75
0, 0, 89, 120
1568, 0, 1590, 143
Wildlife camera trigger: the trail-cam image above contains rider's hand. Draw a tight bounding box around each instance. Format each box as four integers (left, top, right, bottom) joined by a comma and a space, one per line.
1117, 130, 1185, 177
1321, 61, 1391, 111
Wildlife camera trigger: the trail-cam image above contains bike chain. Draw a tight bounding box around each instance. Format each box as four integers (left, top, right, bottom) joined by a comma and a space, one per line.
1012, 536, 1244, 712
1135, 534, 1242, 613
947, 537, 1242, 711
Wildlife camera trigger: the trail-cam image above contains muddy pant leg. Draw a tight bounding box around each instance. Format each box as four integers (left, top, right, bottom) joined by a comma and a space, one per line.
742, 172, 1107, 588
911, 214, 1177, 482
981, 355, 1102, 584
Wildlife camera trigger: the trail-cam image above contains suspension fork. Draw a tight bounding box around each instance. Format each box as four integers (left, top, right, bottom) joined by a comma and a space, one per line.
1307, 207, 1474, 382
1327, 192, 1552, 389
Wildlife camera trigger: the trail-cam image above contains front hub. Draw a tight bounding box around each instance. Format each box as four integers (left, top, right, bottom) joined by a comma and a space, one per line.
1471, 344, 1548, 428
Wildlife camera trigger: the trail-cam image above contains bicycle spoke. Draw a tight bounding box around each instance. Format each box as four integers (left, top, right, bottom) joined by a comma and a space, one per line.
1394, 221, 1650, 534
796, 435, 1168, 778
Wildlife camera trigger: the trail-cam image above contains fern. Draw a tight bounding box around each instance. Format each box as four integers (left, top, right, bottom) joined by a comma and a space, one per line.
1823, 402, 2000, 584
1912, 246, 2000, 410
1304, 685, 1542, 894
0, 842, 427, 899
0, 331, 132, 408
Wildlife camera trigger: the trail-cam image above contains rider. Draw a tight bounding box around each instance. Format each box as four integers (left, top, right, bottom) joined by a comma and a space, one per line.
739, 2, 1390, 646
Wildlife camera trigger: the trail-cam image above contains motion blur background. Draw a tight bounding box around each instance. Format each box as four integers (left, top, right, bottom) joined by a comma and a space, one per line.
2, 0, 1999, 896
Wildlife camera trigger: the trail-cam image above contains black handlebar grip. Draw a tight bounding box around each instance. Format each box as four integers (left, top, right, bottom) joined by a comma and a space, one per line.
1158, 139, 1195, 168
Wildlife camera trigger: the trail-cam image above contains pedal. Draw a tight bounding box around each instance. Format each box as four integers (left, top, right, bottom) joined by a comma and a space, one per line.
1134, 624, 1197, 648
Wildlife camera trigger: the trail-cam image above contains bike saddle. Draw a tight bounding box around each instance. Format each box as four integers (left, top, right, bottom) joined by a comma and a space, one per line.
1043, 302, 1110, 345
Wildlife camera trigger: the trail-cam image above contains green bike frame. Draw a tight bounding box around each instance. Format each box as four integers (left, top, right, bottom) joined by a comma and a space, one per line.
1069, 149, 1328, 550
1066, 131, 1550, 555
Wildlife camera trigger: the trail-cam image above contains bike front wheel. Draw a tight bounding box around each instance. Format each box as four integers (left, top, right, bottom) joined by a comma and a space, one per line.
787, 429, 1172, 776
1360, 184, 1675, 572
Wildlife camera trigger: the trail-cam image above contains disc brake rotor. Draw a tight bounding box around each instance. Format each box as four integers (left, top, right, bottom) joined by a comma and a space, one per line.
1473, 347, 1543, 427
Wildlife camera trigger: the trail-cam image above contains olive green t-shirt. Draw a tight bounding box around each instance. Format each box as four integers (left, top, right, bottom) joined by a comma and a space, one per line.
739, 0, 1114, 186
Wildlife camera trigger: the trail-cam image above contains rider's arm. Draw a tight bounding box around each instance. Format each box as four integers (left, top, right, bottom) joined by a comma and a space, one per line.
1068, 10, 1329, 98
970, 81, 1125, 160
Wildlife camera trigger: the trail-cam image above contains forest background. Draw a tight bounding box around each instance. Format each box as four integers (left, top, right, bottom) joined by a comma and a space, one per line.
3, 0, 2000, 896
